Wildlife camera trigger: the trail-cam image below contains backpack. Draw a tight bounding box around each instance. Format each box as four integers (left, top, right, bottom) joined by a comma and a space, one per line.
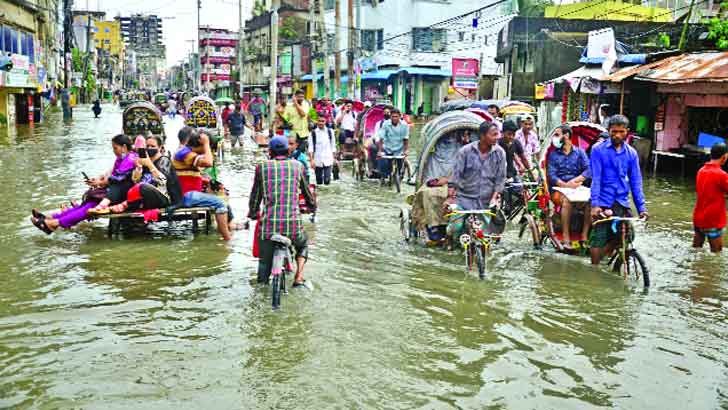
312, 127, 335, 153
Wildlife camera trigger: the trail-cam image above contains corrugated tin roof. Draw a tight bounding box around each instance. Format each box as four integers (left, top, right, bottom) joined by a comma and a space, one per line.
602, 59, 665, 82
634, 52, 728, 84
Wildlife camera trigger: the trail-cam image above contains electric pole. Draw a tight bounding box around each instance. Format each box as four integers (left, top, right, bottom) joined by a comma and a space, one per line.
268, 0, 280, 132
334, 0, 341, 98
317, 0, 330, 99
197, 0, 201, 92
81, 0, 93, 102
238, 0, 245, 100
63, 0, 72, 88
309, 0, 317, 100
347, 0, 354, 98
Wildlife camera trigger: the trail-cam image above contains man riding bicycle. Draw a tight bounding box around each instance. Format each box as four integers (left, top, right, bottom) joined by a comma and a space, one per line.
448, 121, 507, 211
589, 115, 648, 264
376, 109, 409, 178
248, 136, 316, 287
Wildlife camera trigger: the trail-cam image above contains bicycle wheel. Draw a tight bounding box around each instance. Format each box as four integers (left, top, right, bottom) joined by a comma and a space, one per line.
475, 245, 486, 280
613, 249, 650, 288
393, 168, 401, 193
271, 274, 282, 310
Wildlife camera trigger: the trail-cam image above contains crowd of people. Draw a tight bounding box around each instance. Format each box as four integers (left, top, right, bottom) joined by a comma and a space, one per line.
28, 92, 728, 296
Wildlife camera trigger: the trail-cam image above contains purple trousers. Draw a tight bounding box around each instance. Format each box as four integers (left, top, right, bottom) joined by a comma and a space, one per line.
52, 200, 98, 229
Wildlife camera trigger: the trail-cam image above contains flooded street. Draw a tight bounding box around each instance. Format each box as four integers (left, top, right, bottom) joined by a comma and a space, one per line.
1, 105, 727, 409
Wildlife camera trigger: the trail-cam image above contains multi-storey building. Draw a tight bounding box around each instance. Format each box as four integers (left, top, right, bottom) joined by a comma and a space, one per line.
199, 27, 238, 98
242, 1, 311, 100
313, 0, 513, 114
116, 14, 165, 89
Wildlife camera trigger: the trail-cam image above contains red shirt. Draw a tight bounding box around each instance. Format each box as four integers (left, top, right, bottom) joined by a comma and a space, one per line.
693, 162, 728, 229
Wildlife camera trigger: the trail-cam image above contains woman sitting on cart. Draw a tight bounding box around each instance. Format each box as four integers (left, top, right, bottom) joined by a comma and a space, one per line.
547, 124, 591, 248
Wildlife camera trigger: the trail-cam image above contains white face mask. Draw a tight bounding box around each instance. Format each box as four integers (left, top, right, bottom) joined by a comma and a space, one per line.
552, 136, 563, 149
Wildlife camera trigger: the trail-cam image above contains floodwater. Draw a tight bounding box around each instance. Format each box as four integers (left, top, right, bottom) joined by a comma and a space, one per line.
0, 105, 726, 409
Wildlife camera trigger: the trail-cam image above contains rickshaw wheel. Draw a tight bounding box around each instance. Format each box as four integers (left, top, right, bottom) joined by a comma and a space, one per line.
520, 214, 542, 249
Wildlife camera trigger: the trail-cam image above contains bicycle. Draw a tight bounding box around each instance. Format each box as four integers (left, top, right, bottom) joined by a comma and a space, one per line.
268, 233, 295, 310
379, 154, 411, 193
503, 180, 541, 221
446, 209, 504, 280
592, 215, 650, 288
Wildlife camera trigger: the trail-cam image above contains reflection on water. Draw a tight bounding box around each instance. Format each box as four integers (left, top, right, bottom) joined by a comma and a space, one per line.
0, 106, 726, 409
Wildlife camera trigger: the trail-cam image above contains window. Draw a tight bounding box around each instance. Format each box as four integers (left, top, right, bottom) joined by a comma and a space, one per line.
484, 35, 488, 45
412, 27, 446, 52
325, 0, 335, 10
361, 29, 383, 52
10, 28, 18, 54
458, 32, 465, 42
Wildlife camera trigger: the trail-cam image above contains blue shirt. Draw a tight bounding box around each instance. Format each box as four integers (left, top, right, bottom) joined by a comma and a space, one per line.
590, 139, 647, 213
380, 120, 409, 154
547, 146, 590, 189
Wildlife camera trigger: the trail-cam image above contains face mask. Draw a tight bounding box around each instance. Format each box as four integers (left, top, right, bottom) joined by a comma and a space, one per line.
552, 136, 563, 149
146, 148, 159, 157
384, 114, 391, 120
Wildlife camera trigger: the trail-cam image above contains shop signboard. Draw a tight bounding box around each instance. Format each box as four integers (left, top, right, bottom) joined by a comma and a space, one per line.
1, 54, 32, 88
452, 58, 479, 90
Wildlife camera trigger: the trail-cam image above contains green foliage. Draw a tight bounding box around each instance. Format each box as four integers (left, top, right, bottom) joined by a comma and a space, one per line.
280, 17, 300, 41
706, 2, 728, 49
253, 0, 267, 16
518, 0, 553, 17
658, 32, 671, 48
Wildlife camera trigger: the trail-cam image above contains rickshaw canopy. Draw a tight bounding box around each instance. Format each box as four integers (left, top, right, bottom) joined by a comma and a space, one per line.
123, 101, 164, 137
185, 96, 218, 128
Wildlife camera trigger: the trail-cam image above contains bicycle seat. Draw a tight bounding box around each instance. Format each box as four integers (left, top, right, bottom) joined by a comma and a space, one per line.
270, 233, 292, 247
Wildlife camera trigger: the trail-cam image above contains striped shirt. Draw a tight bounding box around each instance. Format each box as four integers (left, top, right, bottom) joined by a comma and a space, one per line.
248, 158, 316, 240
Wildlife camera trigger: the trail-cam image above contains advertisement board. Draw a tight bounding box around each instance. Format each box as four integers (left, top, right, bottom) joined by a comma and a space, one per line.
452, 58, 479, 90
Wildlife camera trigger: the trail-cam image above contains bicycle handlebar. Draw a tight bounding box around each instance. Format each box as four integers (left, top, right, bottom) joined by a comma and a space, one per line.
379, 155, 405, 159
446, 209, 498, 217
592, 216, 647, 226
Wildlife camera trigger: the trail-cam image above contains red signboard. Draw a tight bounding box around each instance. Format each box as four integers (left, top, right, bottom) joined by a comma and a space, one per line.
452, 58, 479, 89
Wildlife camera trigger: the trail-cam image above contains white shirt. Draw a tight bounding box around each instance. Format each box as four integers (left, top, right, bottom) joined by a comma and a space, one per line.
309, 126, 336, 167
337, 110, 357, 131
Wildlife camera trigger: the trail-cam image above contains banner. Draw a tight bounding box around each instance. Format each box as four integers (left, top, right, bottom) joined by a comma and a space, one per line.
452, 58, 479, 90
587, 28, 617, 74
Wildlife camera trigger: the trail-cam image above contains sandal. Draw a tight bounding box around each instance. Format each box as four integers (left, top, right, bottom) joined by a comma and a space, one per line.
292, 280, 307, 288
87, 205, 110, 215
31, 208, 46, 220
30, 216, 52, 235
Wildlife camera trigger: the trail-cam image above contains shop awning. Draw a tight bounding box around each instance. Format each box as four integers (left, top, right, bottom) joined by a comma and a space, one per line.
300, 74, 349, 83
633, 51, 728, 84
397, 67, 451, 77
547, 66, 607, 83
361, 69, 398, 80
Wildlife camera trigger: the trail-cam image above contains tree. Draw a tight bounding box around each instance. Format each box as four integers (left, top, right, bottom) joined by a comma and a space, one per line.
706, 2, 728, 49
517, 0, 553, 17
252, 0, 267, 16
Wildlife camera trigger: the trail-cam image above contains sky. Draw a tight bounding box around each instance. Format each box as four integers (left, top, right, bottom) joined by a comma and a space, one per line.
76, 0, 253, 68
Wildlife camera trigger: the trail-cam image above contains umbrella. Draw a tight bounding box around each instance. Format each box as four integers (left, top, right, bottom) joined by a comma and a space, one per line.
215, 97, 235, 105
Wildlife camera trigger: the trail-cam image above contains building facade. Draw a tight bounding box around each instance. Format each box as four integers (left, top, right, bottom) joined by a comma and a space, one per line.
199, 27, 238, 98
314, 0, 513, 114
0, 0, 62, 128
116, 14, 165, 89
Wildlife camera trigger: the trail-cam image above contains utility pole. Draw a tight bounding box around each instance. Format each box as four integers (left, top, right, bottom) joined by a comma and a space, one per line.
268, 0, 280, 132
347, 0, 354, 98
354, 0, 361, 99
309, 0, 318, 100
81, 1, 93, 103
197, 0, 201, 92
238, 0, 245, 100
334, 0, 341, 97
317, 0, 330, 99
63, 0, 72, 88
